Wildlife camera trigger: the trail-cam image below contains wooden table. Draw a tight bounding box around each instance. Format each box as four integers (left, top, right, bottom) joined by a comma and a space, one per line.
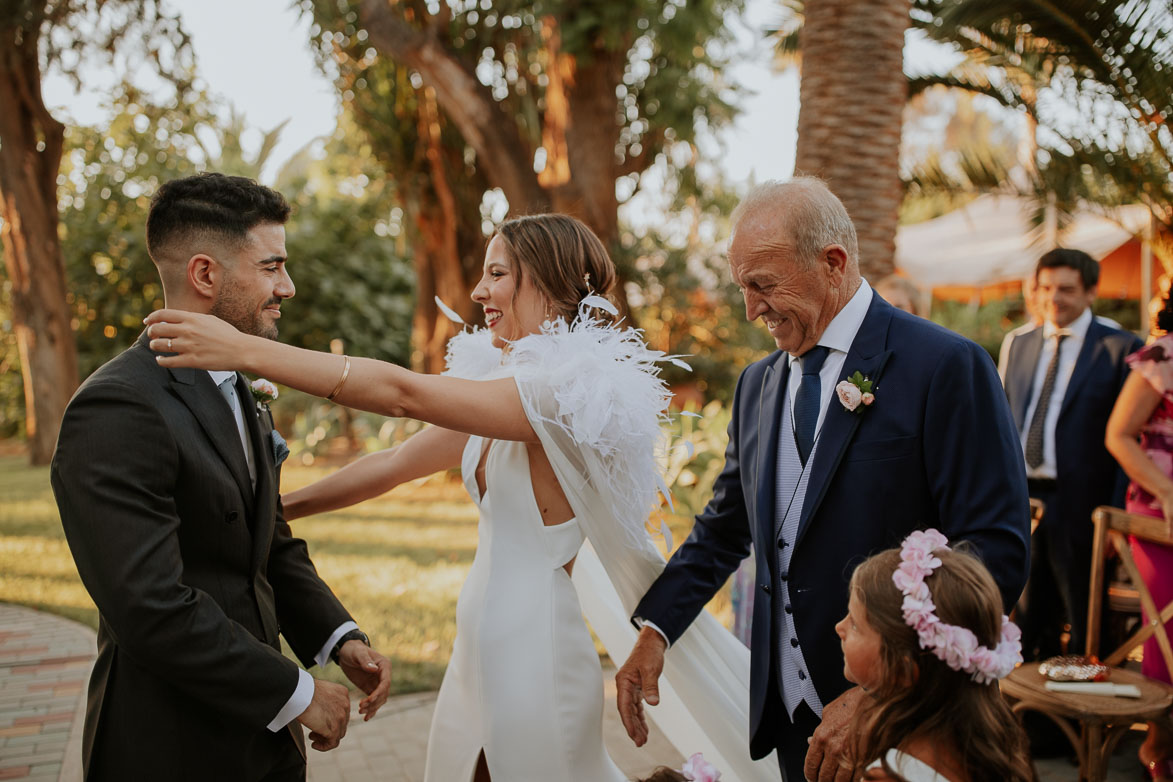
1001, 666, 1173, 781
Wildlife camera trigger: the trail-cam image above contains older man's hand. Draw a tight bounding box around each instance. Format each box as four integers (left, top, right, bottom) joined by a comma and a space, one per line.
804, 686, 865, 782
615, 625, 667, 747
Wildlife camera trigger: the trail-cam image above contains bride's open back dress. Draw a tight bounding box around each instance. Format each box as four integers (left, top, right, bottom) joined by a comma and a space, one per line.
422, 435, 626, 781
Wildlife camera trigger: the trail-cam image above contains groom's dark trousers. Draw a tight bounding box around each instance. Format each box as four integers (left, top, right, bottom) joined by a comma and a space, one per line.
635, 296, 1031, 779
52, 332, 352, 781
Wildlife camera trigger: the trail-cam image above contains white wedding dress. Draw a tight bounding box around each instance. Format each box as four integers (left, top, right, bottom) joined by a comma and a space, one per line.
423, 309, 780, 782
866, 749, 950, 781
422, 435, 626, 781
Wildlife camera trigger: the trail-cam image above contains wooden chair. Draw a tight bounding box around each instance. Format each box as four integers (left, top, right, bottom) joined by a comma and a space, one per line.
1001, 506, 1173, 781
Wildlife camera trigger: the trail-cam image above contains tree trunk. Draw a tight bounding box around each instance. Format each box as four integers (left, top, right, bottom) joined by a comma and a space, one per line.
795, 0, 909, 281
0, 25, 78, 465
410, 88, 479, 374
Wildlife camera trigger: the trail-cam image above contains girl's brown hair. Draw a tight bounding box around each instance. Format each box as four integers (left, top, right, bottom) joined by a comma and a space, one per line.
494, 214, 619, 325
848, 546, 1033, 782
636, 768, 686, 782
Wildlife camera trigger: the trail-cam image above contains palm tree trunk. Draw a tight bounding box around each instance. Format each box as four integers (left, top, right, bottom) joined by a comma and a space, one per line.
795, 0, 909, 281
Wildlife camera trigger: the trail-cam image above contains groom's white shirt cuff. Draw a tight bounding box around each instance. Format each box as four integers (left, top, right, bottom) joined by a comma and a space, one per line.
634, 617, 670, 649
267, 621, 358, 731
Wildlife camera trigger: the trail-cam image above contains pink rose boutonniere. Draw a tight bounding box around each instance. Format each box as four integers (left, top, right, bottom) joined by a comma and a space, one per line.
835, 370, 875, 413
249, 378, 279, 410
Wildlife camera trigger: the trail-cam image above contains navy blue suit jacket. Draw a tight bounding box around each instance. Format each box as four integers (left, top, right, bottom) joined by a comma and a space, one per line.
1003, 319, 1141, 529
634, 293, 1031, 759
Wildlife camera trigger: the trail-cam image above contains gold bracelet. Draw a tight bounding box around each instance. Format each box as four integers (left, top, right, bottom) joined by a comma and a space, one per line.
327, 355, 351, 401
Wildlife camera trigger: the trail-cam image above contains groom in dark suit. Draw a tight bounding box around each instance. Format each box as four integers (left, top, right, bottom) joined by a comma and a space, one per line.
51, 173, 391, 781
1004, 248, 1141, 661
616, 178, 1031, 782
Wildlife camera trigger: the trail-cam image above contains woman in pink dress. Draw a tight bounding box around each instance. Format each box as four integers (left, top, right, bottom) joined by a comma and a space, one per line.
1106, 294, 1173, 780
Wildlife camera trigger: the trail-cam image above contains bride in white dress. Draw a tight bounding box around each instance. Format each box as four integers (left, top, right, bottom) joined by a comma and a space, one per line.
145, 214, 779, 781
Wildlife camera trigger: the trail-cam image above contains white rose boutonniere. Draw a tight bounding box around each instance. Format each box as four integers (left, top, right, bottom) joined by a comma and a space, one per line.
835, 371, 875, 414
249, 378, 279, 410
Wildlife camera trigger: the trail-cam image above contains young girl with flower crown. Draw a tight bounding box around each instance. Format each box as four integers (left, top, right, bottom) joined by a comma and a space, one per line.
835, 529, 1032, 781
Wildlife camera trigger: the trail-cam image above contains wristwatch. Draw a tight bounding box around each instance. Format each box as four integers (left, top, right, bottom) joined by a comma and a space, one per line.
329, 628, 370, 664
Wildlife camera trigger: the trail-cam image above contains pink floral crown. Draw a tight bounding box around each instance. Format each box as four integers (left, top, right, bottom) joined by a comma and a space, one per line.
680, 753, 720, 781
892, 529, 1022, 684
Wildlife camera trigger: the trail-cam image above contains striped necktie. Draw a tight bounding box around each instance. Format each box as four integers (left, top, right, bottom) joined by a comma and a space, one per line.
1025, 333, 1068, 469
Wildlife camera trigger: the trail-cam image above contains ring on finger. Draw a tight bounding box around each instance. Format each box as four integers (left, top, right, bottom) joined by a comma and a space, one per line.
167, 338, 173, 351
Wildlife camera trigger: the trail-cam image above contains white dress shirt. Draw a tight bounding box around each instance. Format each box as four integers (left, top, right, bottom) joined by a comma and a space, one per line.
1019, 307, 1092, 479
207, 370, 356, 730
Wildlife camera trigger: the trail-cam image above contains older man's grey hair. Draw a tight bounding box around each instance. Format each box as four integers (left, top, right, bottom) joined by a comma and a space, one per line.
731, 177, 859, 268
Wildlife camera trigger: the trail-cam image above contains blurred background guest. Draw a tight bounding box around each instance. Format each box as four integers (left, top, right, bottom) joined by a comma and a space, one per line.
1003, 248, 1141, 662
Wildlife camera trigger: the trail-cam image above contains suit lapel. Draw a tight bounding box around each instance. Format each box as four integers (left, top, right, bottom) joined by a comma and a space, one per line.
1008, 327, 1043, 430
166, 364, 255, 509
236, 373, 278, 574
1058, 320, 1106, 421
756, 352, 789, 549
795, 297, 894, 548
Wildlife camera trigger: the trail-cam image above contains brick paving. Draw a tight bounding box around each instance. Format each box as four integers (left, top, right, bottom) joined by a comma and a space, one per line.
0, 604, 94, 782
0, 600, 1158, 781
305, 670, 684, 782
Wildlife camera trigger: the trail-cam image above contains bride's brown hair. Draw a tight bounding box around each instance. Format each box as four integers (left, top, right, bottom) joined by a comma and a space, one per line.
494, 214, 619, 325
846, 546, 1033, 782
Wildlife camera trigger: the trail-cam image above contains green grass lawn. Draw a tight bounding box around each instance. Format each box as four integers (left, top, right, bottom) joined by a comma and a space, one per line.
0, 452, 729, 695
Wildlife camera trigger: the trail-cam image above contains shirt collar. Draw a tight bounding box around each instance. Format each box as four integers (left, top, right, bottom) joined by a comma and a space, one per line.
208, 369, 237, 388
787, 278, 873, 367
1043, 306, 1092, 341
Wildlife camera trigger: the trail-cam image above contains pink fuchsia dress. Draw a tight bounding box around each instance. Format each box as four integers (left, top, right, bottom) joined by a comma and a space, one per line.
1124, 334, 1173, 684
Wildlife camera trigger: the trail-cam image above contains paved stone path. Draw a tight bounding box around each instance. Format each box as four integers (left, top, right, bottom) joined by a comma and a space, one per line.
0, 604, 94, 782
304, 670, 683, 782
0, 601, 1155, 781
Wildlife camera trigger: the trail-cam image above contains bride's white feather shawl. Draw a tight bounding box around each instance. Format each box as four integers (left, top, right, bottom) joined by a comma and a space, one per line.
443, 308, 673, 552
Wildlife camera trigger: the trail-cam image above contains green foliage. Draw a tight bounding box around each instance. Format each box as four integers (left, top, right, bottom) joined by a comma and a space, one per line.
275, 116, 416, 364
57, 84, 207, 380
906, 0, 1173, 237
662, 400, 732, 518
52, 84, 414, 386
1, 83, 416, 436
623, 163, 775, 401
300, 0, 742, 168
930, 297, 1017, 360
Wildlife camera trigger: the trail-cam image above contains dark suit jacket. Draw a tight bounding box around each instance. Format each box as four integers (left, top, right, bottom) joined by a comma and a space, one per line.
635, 294, 1031, 759
1003, 318, 1142, 530
51, 333, 352, 781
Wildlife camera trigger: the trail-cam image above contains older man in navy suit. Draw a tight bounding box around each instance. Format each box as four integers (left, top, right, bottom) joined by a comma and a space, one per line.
1004, 248, 1141, 663
615, 178, 1031, 782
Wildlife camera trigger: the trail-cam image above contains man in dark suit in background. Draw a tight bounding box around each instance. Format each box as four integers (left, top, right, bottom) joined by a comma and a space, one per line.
615, 178, 1031, 782
52, 173, 391, 781
1004, 248, 1142, 661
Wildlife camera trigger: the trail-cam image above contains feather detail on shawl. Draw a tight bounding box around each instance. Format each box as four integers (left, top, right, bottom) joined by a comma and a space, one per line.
443, 305, 673, 551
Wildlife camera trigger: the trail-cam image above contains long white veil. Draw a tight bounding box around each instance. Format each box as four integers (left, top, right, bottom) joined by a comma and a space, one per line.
445, 313, 780, 781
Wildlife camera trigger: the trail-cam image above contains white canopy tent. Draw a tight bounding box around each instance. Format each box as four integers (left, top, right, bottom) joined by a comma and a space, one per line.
894, 194, 1152, 295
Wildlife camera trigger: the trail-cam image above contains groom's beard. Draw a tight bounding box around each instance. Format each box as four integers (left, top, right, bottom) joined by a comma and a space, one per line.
210, 290, 281, 341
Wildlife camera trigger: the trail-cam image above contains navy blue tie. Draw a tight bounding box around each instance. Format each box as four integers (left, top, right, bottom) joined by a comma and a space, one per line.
793, 345, 830, 466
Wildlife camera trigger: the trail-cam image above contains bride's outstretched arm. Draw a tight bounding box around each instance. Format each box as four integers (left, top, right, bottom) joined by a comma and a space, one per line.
283, 426, 469, 521
144, 310, 537, 443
